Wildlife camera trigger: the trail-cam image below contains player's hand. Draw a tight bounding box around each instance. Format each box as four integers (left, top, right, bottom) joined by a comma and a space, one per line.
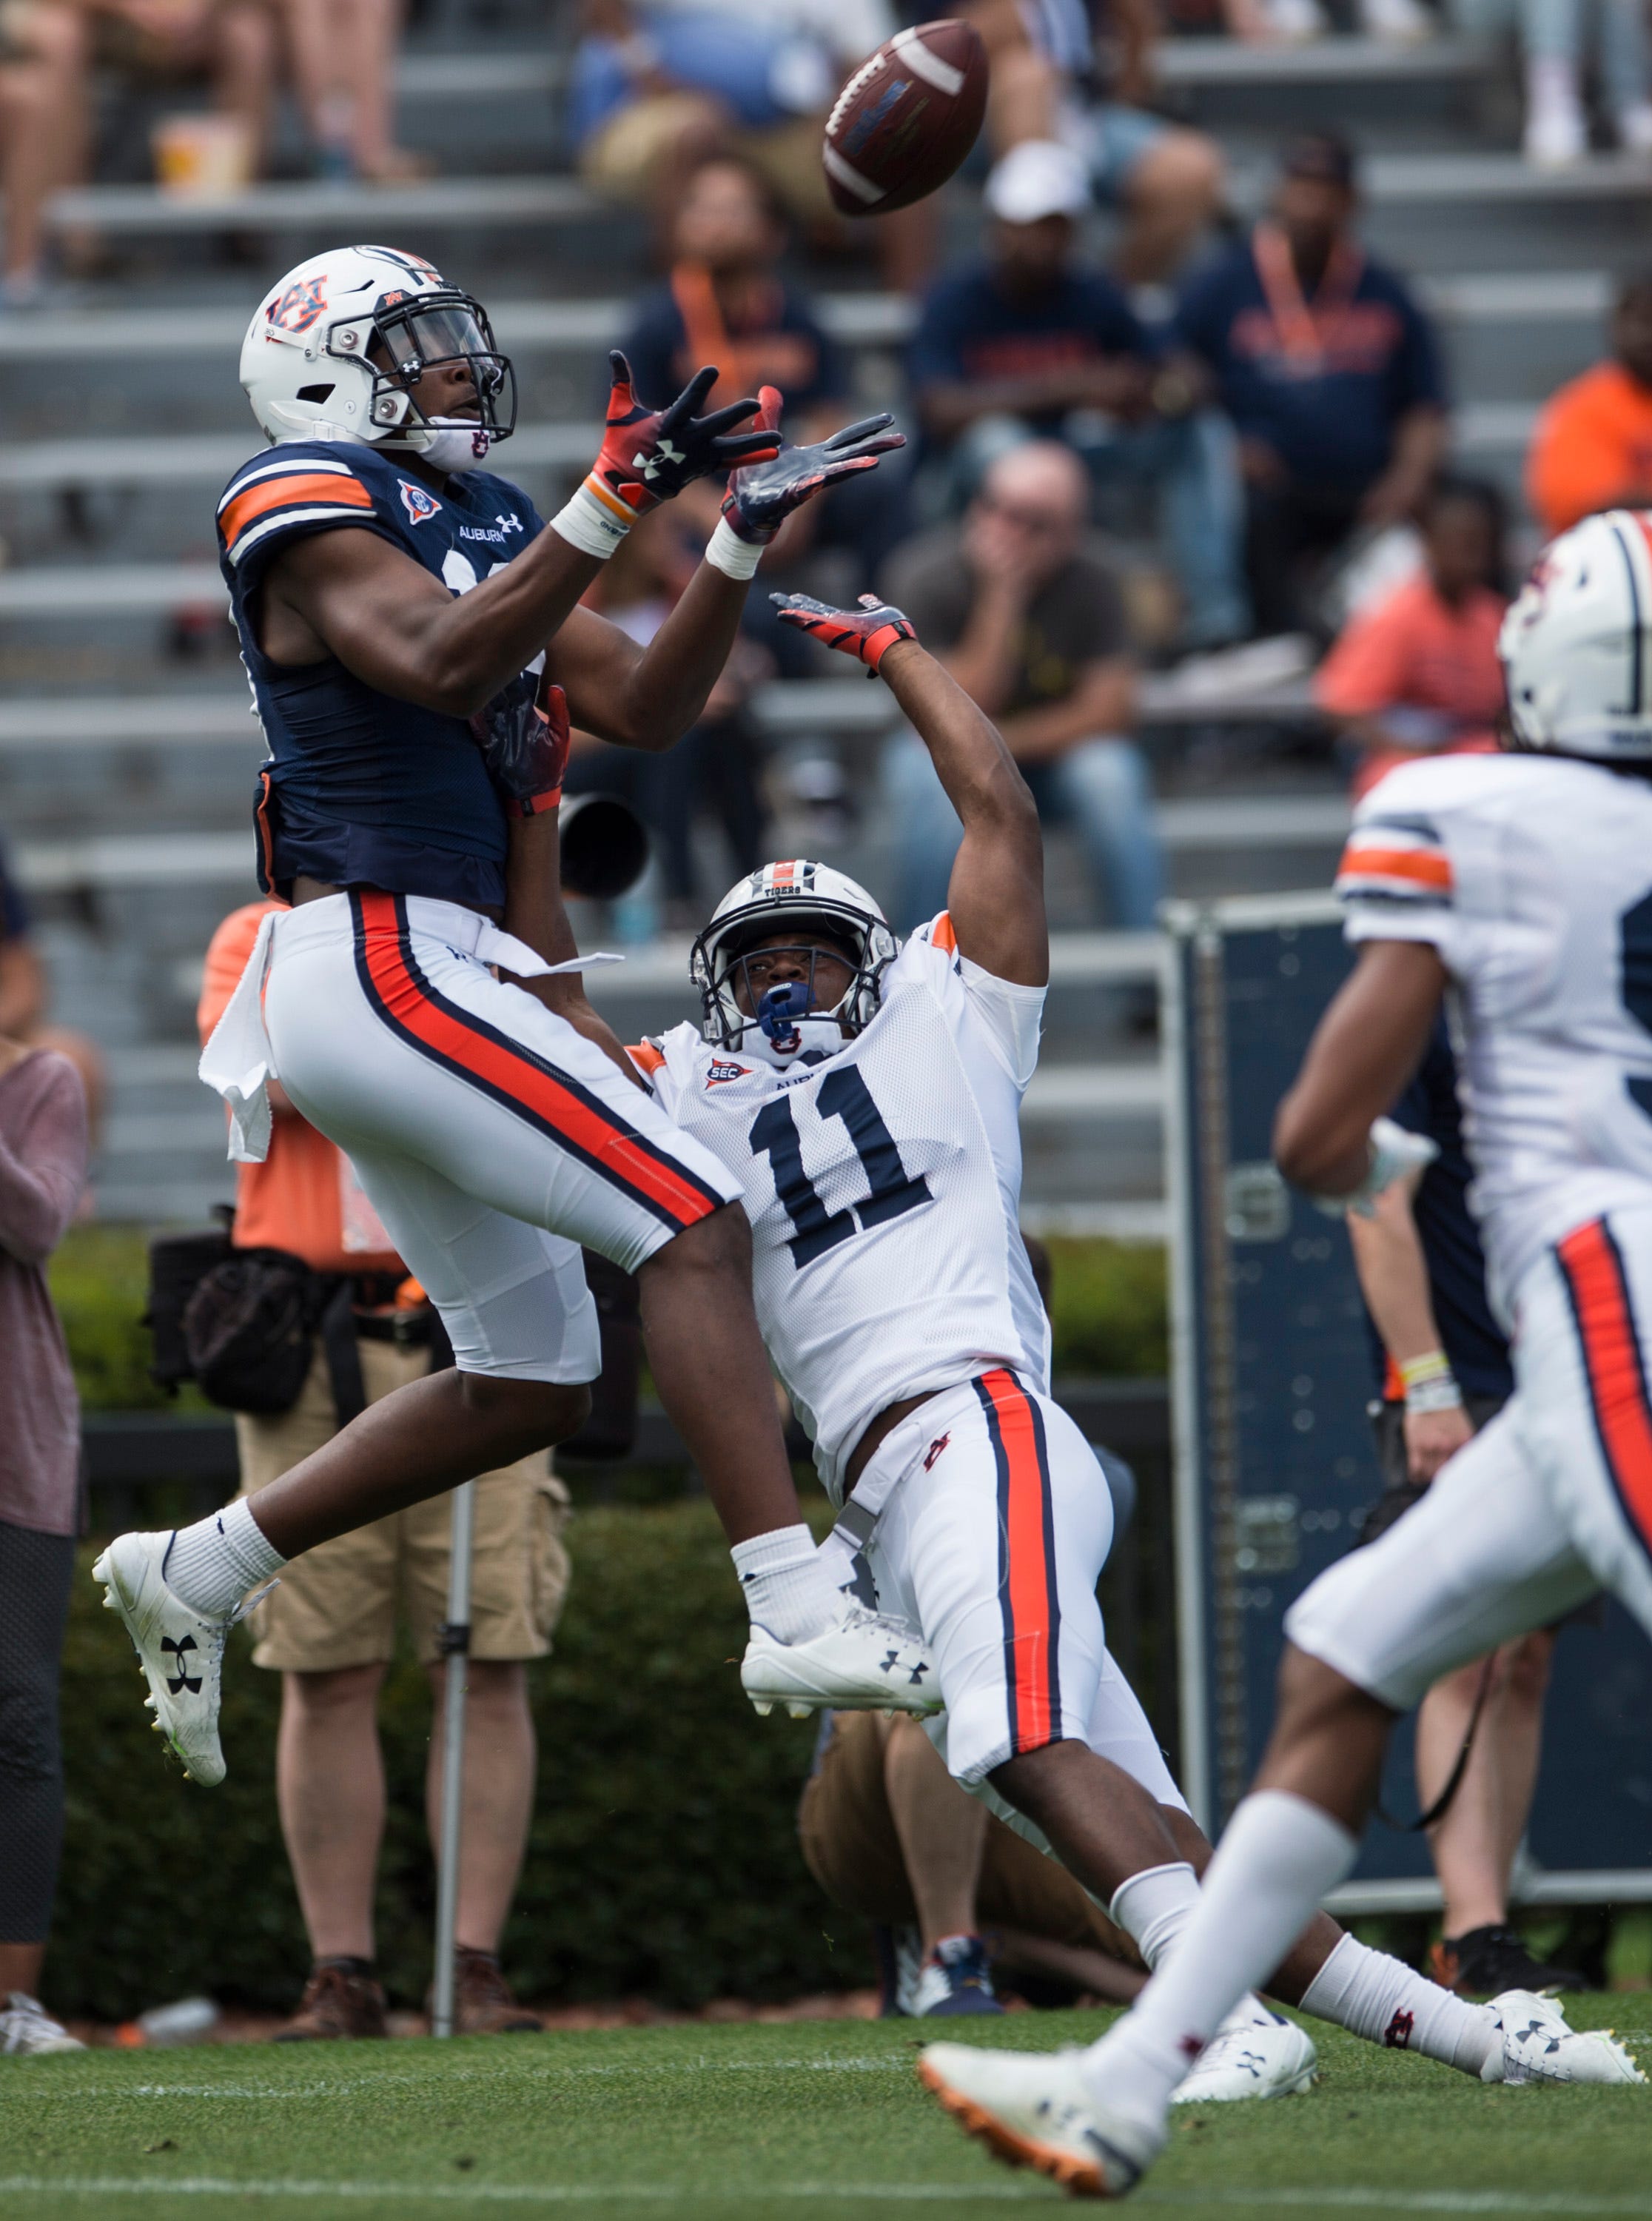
1312, 1116, 1439, 1218
471, 670, 570, 817
722, 389, 904, 545
591, 352, 780, 520
770, 590, 917, 677
1403, 1401, 1474, 1483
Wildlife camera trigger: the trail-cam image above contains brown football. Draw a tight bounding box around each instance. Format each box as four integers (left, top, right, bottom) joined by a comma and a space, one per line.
822, 19, 989, 218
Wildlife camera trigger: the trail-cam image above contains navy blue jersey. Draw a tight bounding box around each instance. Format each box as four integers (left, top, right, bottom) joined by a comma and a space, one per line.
1364, 1016, 1514, 1401
1174, 235, 1444, 494
217, 440, 547, 911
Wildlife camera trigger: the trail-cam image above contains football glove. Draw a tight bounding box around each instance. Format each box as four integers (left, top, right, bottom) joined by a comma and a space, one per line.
771, 590, 917, 677
471, 669, 570, 818
1309, 1116, 1440, 1219
722, 390, 904, 546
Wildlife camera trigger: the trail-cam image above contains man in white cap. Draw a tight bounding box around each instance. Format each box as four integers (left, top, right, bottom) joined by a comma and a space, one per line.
907, 139, 1248, 653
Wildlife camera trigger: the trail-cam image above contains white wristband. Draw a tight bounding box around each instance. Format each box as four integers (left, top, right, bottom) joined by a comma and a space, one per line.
1406, 1373, 1464, 1416
705, 515, 765, 581
551, 476, 632, 561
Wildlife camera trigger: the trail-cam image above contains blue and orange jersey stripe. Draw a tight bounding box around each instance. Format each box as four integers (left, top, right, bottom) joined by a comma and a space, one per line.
218, 455, 375, 567
350, 892, 725, 1233
1556, 1216, 1652, 1567
973, 1368, 1063, 1755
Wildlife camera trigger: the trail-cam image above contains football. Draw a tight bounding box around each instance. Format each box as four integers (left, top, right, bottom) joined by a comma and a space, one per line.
822, 19, 989, 218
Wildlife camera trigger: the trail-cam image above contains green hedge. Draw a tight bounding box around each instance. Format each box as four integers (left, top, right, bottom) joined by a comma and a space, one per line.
53, 1500, 865, 2020
52, 1226, 1170, 1410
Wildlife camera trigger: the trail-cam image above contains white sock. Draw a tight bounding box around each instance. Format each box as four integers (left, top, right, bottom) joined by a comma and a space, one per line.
164, 1498, 286, 1618
1080, 1791, 1357, 2125
730, 1525, 839, 1643
1109, 1860, 1273, 2031
1299, 1931, 1500, 2077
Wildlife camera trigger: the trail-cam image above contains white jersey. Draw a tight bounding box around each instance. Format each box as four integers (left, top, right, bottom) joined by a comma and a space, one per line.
1338, 751, 1652, 1316
640, 915, 1051, 1501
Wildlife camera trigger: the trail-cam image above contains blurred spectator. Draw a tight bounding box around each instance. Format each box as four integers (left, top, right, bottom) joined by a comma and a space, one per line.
1175, 134, 1448, 640
1314, 477, 1508, 800
0, 837, 104, 1143
910, 140, 1249, 651
1527, 273, 1652, 538
0, 0, 280, 308
879, 441, 1159, 933
565, 502, 772, 928
961, 0, 1223, 284
1223, 0, 1433, 46
196, 901, 571, 2042
0, 1027, 88, 2056
568, 0, 932, 288
275, 0, 426, 181
1450, 0, 1652, 166
802, 1710, 1146, 2016
619, 153, 910, 577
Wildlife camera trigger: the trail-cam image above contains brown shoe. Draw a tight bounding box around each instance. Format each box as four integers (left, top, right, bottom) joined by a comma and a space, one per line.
434, 1947, 541, 2035
273, 1960, 388, 2042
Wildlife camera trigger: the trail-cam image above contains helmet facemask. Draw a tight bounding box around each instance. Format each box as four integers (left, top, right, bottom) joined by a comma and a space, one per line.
342, 289, 515, 466
694, 915, 893, 1070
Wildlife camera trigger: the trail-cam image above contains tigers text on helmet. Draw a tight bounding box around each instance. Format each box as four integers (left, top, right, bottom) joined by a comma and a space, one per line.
240, 245, 516, 469
1502, 509, 1652, 763
691, 862, 898, 1069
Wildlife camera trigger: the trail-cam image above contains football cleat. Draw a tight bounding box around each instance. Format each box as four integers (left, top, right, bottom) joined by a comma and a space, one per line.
1487, 1989, 1645, 2086
1172, 2009, 1317, 2103
93, 1531, 272, 1788
919, 2042, 1162, 2199
0, 1994, 84, 2057
911, 1935, 1006, 2019
742, 1604, 939, 1718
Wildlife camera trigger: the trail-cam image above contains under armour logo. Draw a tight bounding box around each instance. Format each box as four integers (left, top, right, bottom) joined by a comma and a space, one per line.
923, 1432, 950, 1472
162, 1633, 201, 1695
634, 438, 685, 480
1384, 2008, 1415, 2050
907, 1661, 929, 1686
496, 512, 523, 535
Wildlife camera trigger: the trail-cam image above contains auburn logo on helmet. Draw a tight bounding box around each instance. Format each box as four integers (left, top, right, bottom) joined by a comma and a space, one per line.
269, 277, 328, 334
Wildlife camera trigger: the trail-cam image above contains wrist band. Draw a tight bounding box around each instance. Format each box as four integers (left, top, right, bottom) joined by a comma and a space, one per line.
1406, 1373, 1464, 1416
551, 475, 634, 561
705, 515, 765, 581
1397, 1349, 1452, 1391
506, 787, 561, 820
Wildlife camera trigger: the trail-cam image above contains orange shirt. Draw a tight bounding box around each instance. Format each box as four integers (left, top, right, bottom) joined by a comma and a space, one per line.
198, 900, 402, 1273
1526, 361, 1652, 540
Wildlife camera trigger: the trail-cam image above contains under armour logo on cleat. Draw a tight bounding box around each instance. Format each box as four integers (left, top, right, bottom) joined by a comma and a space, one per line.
907, 1662, 929, 1686
162, 1633, 202, 1695
879, 1650, 899, 1676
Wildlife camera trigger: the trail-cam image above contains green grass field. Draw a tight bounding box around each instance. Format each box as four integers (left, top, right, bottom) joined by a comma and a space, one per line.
3, 2003, 1651, 2221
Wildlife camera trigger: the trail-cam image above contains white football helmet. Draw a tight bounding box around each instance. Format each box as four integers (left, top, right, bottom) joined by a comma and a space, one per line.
691, 860, 898, 1068
239, 244, 515, 468
1502, 509, 1652, 763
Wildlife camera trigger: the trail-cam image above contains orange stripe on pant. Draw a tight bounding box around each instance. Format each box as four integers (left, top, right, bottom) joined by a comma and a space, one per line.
351, 891, 722, 1232
975, 1368, 1062, 1755
1556, 1216, 1652, 1557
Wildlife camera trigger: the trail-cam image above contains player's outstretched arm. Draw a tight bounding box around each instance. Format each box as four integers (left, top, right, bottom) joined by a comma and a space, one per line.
554, 387, 903, 754
1275, 942, 1447, 1198
774, 591, 1046, 987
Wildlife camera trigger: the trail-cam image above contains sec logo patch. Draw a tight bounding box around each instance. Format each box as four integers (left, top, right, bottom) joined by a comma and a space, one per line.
400, 479, 440, 525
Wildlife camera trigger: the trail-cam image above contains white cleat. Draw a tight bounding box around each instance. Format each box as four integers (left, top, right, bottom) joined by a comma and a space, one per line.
0, 1993, 85, 2057
919, 2043, 1162, 2200
1488, 1989, 1645, 2086
741, 1604, 939, 1719
92, 1531, 270, 1789
1172, 2010, 1317, 2103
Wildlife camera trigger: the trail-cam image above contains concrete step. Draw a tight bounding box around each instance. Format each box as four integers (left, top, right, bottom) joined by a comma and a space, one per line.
47, 174, 600, 237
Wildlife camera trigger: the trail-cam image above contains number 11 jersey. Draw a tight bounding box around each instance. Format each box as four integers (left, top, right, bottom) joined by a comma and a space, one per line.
639, 915, 1052, 1503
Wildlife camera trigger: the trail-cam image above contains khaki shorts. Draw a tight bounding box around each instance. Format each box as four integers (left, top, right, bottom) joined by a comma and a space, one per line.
580, 96, 833, 224
797, 1711, 1142, 1969
235, 1339, 571, 1674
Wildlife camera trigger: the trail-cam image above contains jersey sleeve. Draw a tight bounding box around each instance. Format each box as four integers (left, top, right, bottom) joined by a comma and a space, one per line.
1335, 764, 1492, 978
913, 913, 1046, 1092
215, 449, 392, 585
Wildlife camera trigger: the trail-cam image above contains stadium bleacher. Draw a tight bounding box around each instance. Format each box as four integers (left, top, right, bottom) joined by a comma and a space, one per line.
0, 14, 1645, 1236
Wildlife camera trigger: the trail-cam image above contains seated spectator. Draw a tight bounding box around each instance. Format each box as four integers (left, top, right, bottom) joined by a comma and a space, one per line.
910, 139, 1249, 651
195, 901, 572, 2042
1, 0, 280, 307
619, 153, 910, 577
0, 1024, 88, 2057
0, 835, 104, 1143
1223, 0, 1433, 46
569, 0, 931, 289
275, 0, 427, 181
1449, 0, 1652, 167
564, 502, 772, 928
1527, 273, 1652, 539
1174, 133, 1448, 641
962, 0, 1223, 284
879, 441, 1160, 934
801, 1710, 1146, 2016
1314, 476, 1508, 800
